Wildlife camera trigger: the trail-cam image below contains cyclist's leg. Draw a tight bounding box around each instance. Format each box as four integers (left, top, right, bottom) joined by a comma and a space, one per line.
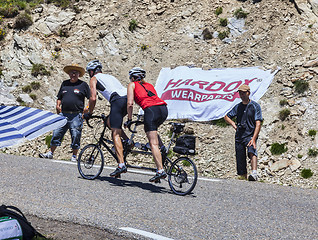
146, 130, 163, 170
155, 105, 168, 150
144, 105, 168, 182
111, 128, 124, 164
107, 116, 129, 141
109, 97, 128, 176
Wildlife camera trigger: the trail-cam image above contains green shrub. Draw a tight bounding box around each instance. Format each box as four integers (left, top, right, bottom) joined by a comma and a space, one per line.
47, 0, 71, 9
139, 44, 149, 51
31, 64, 51, 77
215, 7, 223, 16
234, 8, 248, 19
297, 154, 303, 159
308, 148, 318, 157
0, 15, 3, 24
0, 27, 6, 41
16, 96, 26, 105
45, 135, 52, 148
219, 18, 228, 27
281, 124, 285, 130
0, 6, 19, 18
182, 160, 191, 166
51, 51, 60, 59
308, 129, 317, 137
29, 93, 36, 100
14, 12, 33, 29
279, 99, 288, 106
212, 118, 228, 127
16, 1, 27, 10
270, 143, 287, 155
218, 30, 229, 40
279, 108, 290, 121
22, 85, 32, 93
30, 81, 41, 90
300, 168, 313, 179
73, 5, 80, 13
58, 28, 69, 37
294, 79, 309, 94
129, 19, 138, 32
308, 24, 313, 28
202, 28, 212, 40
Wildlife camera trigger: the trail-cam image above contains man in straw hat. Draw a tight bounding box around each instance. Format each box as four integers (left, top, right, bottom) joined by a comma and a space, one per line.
39, 64, 90, 162
224, 84, 263, 181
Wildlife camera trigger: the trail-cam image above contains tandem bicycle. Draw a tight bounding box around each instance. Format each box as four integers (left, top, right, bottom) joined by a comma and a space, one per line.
77, 114, 198, 196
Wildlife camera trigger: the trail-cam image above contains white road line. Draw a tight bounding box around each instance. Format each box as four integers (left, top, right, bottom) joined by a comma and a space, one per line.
52, 160, 76, 165
120, 227, 175, 240
51, 160, 221, 182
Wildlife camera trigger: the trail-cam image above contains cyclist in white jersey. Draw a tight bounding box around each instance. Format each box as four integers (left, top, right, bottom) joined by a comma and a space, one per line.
85, 60, 129, 177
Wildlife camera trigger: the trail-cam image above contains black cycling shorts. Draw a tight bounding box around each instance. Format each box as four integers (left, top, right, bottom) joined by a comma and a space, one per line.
143, 104, 168, 132
109, 96, 127, 129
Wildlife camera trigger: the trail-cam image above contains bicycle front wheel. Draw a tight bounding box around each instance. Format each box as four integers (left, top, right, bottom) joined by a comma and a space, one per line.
168, 157, 198, 196
78, 144, 104, 180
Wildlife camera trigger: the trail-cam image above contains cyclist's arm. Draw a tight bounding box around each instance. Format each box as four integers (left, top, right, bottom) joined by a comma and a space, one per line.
127, 82, 135, 120
88, 76, 97, 115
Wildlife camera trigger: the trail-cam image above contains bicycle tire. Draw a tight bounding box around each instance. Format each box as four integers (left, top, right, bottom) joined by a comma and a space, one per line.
78, 144, 104, 180
168, 157, 197, 196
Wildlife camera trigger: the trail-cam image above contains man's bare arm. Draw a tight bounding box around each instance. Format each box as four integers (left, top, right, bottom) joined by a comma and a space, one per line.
224, 115, 237, 131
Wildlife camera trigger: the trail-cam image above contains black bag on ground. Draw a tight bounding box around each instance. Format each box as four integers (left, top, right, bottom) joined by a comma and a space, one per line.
0, 204, 46, 240
173, 135, 196, 155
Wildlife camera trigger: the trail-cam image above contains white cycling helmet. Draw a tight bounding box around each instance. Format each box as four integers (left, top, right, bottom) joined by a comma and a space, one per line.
86, 60, 102, 72
129, 67, 146, 80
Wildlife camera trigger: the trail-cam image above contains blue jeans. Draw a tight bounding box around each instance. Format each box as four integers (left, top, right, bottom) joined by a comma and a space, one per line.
50, 113, 83, 149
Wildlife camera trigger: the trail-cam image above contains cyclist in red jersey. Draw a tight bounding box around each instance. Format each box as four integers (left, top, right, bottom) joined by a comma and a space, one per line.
125, 67, 168, 182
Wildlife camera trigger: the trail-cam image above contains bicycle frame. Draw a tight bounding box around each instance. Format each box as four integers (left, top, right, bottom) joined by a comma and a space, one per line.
79, 114, 198, 195
124, 115, 173, 173
92, 115, 118, 161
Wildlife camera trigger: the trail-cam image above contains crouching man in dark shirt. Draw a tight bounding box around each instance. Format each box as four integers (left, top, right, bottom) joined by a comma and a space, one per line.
224, 84, 262, 181
39, 64, 90, 162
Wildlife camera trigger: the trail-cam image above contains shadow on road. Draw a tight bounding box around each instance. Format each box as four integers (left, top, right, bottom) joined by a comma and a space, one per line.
95, 175, 172, 194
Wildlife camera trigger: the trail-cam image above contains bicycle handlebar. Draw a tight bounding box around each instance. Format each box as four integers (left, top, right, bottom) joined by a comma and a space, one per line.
85, 115, 107, 128
126, 120, 144, 133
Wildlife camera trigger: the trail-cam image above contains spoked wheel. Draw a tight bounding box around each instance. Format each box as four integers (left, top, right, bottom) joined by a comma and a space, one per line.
168, 157, 197, 196
78, 144, 104, 180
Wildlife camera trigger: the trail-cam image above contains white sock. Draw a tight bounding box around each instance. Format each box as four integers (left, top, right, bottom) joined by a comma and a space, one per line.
119, 163, 125, 168
252, 170, 257, 175
157, 169, 164, 174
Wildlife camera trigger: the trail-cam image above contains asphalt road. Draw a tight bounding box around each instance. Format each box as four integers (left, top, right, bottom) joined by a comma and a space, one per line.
0, 153, 317, 240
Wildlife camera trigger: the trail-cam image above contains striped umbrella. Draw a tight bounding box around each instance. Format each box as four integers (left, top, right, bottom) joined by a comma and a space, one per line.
0, 105, 67, 148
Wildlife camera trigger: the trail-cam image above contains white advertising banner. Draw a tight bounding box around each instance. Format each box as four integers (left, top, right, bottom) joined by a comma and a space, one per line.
155, 66, 279, 121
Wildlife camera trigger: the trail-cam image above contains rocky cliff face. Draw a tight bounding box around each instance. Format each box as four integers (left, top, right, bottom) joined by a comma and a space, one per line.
0, 0, 317, 188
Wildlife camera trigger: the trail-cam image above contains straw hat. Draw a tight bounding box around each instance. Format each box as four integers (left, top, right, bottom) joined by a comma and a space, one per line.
63, 64, 85, 77
238, 84, 250, 92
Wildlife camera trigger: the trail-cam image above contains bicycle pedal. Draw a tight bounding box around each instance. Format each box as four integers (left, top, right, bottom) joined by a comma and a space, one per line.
154, 179, 161, 184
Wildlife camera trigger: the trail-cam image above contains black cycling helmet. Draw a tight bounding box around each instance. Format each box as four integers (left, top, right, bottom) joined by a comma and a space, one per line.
86, 60, 102, 72
129, 67, 146, 81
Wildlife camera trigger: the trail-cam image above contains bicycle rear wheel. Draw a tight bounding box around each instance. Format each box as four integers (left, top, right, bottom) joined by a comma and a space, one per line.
168, 157, 197, 196
78, 144, 104, 180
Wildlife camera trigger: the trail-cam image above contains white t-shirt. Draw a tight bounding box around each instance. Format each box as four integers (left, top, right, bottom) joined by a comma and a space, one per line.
95, 73, 127, 101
